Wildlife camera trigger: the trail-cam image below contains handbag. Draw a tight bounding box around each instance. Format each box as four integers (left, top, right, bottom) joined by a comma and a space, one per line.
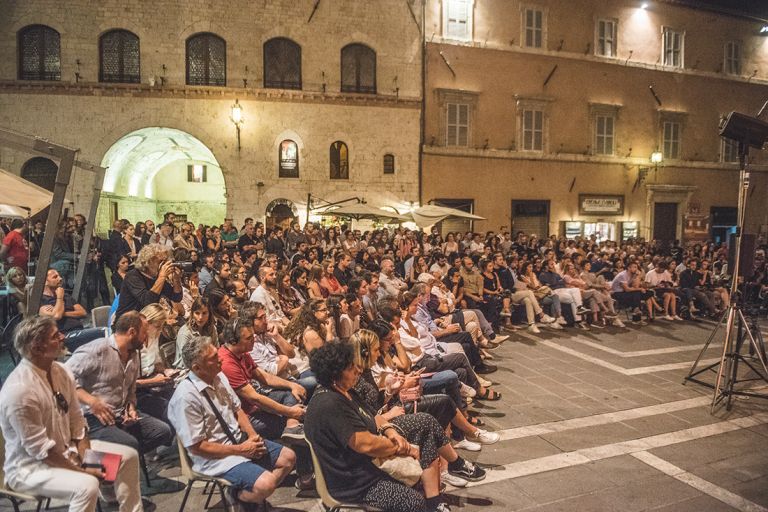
373, 453, 423, 487
534, 285, 553, 300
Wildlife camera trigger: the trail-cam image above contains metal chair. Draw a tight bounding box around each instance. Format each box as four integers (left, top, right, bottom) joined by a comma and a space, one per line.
306, 438, 382, 512
176, 436, 233, 512
0, 314, 22, 366
91, 305, 112, 330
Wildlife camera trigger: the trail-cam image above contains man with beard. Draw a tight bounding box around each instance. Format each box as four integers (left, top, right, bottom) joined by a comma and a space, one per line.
250, 265, 288, 326
66, 311, 174, 454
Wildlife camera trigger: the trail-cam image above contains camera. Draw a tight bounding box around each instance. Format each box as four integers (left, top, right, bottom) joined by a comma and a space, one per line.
170, 261, 196, 273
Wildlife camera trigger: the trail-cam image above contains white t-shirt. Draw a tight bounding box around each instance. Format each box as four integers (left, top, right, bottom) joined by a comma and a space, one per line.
645, 270, 674, 287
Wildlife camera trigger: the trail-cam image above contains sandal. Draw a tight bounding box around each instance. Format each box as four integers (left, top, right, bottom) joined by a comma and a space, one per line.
477, 388, 502, 401
467, 416, 485, 427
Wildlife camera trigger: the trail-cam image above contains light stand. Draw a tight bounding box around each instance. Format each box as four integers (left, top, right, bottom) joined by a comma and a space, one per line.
684, 111, 768, 411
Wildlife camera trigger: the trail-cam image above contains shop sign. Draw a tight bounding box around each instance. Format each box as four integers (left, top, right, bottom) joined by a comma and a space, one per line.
579, 194, 624, 216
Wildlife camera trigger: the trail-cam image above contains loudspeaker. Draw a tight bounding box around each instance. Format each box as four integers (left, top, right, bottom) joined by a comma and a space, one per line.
728, 233, 756, 279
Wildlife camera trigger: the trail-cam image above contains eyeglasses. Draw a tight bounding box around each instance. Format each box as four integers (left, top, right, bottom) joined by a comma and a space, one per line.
53, 391, 69, 414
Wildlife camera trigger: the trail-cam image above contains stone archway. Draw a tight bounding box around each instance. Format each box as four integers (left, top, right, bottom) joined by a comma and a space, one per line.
265, 198, 297, 230
98, 127, 227, 233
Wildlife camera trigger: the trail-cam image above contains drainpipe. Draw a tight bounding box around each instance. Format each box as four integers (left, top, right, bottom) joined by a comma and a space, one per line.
418, 0, 426, 207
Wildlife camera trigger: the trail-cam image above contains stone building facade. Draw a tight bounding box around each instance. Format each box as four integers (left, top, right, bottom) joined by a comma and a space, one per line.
0, 0, 422, 233
422, 0, 768, 243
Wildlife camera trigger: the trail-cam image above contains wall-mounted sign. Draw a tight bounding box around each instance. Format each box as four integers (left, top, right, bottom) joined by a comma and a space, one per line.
579, 194, 624, 216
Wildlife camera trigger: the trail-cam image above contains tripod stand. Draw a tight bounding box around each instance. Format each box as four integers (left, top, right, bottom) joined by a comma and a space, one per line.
684, 139, 768, 411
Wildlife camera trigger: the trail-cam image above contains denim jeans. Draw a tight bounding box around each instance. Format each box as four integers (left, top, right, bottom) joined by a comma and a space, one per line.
86, 411, 173, 453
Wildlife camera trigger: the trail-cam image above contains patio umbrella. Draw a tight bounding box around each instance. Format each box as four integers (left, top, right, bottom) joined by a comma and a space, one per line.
407, 204, 485, 228
319, 203, 409, 223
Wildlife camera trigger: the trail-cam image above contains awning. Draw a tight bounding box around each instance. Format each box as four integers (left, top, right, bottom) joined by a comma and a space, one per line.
406, 204, 486, 228
0, 167, 58, 217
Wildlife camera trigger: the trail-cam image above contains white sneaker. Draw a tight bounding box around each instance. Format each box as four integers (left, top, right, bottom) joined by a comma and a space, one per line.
453, 438, 482, 451
547, 321, 563, 330
476, 375, 493, 387
663, 315, 674, 321
528, 324, 541, 334
673, 315, 683, 321
441, 470, 468, 487
612, 318, 626, 328
556, 317, 568, 326
540, 314, 556, 323
493, 334, 509, 343
460, 382, 477, 398
468, 428, 500, 445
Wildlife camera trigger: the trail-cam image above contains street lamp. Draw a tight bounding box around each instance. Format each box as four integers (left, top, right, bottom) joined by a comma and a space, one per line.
230, 99, 243, 151
650, 150, 663, 166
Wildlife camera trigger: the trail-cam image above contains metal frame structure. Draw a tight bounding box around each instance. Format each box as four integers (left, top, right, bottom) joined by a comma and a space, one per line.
0, 127, 105, 315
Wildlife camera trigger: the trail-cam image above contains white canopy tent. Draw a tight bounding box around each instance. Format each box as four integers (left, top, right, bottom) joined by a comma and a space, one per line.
406, 204, 486, 228
0, 167, 58, 217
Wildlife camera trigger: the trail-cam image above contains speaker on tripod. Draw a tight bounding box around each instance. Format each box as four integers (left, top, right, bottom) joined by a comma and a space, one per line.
727, 232, 756, 280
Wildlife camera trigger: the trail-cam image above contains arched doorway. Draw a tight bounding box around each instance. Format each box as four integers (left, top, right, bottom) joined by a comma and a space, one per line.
21, 157, 58, 191
265, 199, 297, 230
98, 127, 226, 234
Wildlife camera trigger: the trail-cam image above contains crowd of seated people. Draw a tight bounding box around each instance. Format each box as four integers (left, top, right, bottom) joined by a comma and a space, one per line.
4, 210, 768, 512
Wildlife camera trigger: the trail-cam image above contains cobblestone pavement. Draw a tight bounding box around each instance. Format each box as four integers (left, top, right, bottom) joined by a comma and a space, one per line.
4, 318, 768, 511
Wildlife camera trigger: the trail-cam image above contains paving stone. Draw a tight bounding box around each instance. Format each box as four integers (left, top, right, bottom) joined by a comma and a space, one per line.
510, 464, 614, 504
540, 422, 642, 451
596, 474, 702, 512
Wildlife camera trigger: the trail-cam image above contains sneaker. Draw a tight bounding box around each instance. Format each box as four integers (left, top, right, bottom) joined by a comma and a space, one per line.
540, 314, 557, 324
453, 438, 481, 451
663, 315, 674, 321
547, 321, 563, 330
477, 376, 493, 387
468, 428, 500, 444
460, 382, 477, 398
576, 306, 590, 315
493, 334, 509, 343
528, 324, 541, 334
432, 503, 451, 512
282, 424, 305, 440
612, 318, 626, 328
673, 315, 683, 321
294, 473, 316, 491
448, 460, 486, 482
441, 470, 468, 487
556, 317, 568, 326
590, 322, 605, 329
576, 322, 591, 331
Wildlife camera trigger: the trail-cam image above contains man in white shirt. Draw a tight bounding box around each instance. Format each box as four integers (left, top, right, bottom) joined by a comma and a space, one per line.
644, 261, 682, 320
377, 257, 408, 299
250, 265, 288, 326
168, 335, 295, 510
0, 316, 144, 512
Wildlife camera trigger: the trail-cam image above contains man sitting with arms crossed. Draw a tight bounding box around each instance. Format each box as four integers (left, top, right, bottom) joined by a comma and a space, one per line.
169, 335, 296, 511
0, 316, 145, 512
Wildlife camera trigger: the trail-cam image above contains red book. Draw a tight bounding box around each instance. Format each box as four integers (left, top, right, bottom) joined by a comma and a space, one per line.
82, 449, 122, 482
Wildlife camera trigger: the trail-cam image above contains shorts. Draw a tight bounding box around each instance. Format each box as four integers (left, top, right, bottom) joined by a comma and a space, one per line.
219, 439, 285, 490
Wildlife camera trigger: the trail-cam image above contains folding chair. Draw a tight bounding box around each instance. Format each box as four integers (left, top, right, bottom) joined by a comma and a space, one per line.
176, 437, 233, 512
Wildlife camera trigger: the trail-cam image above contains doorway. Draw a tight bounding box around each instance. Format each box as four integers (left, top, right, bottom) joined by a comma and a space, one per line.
511, 200, 550, 237
653, 202, 678, 242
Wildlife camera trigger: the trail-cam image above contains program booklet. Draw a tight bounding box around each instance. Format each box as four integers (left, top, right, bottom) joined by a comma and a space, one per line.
82, 448, 122, 482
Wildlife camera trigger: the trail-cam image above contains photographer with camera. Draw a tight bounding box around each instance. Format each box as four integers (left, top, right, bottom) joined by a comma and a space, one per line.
115, 244, 184, 319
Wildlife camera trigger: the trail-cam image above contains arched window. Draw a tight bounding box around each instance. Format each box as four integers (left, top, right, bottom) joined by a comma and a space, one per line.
99, 29, 140, 83
264, 38, 301, 90
383, 153, 395, 174
21, 157, 58, 191
330, 141, 349, 180
341, 43, 376, 94
279, 140, 299, 178
18, 25, 60, 81
186, 33, 226, 86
